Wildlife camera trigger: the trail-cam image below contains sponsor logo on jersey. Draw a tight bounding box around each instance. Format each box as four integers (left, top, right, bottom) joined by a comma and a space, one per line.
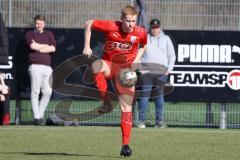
130, 36, 137, 43
103, 41, 132, 51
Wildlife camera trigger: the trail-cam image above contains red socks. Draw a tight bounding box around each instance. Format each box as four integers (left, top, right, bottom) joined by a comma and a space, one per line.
93, 72, 133, 145
93, 72, 108, 101
3, 113, 10, 125
121, 112, 132, 145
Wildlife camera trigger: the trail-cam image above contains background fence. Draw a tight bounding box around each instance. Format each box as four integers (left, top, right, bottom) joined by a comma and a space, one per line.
1, 0, 240, 127
0, 0, 240, 30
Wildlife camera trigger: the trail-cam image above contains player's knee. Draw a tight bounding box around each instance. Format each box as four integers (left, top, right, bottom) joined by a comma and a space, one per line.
120, 105, 132, 112
91, 60, 104, 73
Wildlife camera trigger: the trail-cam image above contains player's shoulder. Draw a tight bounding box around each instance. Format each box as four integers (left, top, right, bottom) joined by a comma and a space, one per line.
134, 26, 147, 35
93, 20, 120, 29
94, 20, 119, 25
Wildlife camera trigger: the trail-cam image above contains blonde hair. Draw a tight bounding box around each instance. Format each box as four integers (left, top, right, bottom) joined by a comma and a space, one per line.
121, 6, 138, 18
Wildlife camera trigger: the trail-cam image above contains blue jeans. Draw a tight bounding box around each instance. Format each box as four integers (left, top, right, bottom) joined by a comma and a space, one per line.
138, 74, 167, 123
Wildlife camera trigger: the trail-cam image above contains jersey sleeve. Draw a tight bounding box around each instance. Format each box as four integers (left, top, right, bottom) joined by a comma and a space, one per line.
92, 20, 116, 32
139, 29, 147, 46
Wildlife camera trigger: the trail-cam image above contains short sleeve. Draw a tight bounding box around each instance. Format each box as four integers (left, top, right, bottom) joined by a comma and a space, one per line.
140, 29, 147, 46
92, 20, 116, 32
47, 31, 56, 47
25, 31, 33, 47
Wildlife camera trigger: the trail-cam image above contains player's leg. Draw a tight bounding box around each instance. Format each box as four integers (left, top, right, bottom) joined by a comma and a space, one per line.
28, 64, 42, 124
39, 66, 53, 123
2, 96, 10, 125
119, 93, 133, 157
92, 59, 110, 100
91, 59, 112, 113
114, 73, 135, 157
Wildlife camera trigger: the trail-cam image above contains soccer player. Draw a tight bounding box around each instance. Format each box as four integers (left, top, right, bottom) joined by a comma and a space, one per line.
82, 5, 147, 157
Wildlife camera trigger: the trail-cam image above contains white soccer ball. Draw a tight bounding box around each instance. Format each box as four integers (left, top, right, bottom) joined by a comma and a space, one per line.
118, 68, 137, 87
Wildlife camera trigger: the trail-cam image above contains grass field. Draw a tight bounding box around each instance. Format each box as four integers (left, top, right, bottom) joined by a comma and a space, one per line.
0, 126, 240, 160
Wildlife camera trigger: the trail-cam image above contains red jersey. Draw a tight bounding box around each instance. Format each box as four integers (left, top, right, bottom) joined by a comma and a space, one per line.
92, 20, 147, 67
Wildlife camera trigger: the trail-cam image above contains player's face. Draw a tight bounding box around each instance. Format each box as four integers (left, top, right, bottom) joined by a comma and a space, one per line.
35, 20, 45, 33
150, 26, 161, 36
121, 15, 137, 33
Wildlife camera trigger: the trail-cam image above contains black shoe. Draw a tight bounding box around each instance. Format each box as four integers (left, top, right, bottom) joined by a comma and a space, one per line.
33, 119, 40, 125
39, 119, 45, 126
120, 145, 132, 157
97, 102, 113, 114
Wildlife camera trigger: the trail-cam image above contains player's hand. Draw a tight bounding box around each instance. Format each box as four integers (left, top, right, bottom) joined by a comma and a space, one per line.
164, 70, 170, 76
0, 94, 5, 102
1, 85, 9, 95
83, 47, 93, 58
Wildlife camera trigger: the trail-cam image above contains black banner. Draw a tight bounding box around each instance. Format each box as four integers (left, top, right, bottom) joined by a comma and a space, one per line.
166, 30, 240, 102
1, 28, 240, 102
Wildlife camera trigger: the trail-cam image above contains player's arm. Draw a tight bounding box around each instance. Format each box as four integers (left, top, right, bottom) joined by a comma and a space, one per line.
83, 20, 94, 58
131, 44, 147, 70
0, 74, 9, 95
0, 94, 5, 102
134, 44, 147, 63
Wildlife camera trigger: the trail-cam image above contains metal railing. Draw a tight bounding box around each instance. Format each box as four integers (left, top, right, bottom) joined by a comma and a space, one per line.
0, 0, 240, 30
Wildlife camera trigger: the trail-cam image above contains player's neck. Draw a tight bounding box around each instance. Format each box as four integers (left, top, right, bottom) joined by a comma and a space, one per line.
121, 27, 133, 34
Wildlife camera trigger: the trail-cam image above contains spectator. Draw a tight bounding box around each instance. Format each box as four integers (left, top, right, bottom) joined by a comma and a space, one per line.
0, 12, 10, 125
25, 15, 56, 125
137, 18, 176, 128
0, 12, 9, 64
0, 73, 10, 125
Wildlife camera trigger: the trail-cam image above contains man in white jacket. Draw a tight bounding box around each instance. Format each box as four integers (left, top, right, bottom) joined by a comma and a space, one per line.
137, 18, 176, 128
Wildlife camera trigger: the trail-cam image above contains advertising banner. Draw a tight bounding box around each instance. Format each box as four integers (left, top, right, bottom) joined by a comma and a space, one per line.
166, 31, 240, 102
2, 28, 240, 102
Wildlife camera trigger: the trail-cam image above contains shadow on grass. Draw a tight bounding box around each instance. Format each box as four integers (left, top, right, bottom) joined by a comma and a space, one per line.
0, 152, 122, 159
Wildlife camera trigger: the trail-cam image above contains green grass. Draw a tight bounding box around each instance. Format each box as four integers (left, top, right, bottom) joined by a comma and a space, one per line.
0, 126, 240, 160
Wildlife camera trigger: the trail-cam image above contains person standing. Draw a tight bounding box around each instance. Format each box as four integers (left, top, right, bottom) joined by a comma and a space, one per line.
83, 6, 147, 157
137, 18, 176, 128
0, 12, 10, 125
0, 73, 10, 125
25, 15, 56, 125
0, 12, 9, 64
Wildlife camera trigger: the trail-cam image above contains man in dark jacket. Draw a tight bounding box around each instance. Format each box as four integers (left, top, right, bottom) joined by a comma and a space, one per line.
0, 12, 10, 125
0, 12, 9, 64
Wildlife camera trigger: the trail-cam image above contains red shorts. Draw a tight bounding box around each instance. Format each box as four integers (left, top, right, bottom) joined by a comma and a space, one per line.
103, 60, 135, 96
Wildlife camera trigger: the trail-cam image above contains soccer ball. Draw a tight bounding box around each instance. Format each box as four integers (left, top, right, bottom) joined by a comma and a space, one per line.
118, 68, 137, 87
